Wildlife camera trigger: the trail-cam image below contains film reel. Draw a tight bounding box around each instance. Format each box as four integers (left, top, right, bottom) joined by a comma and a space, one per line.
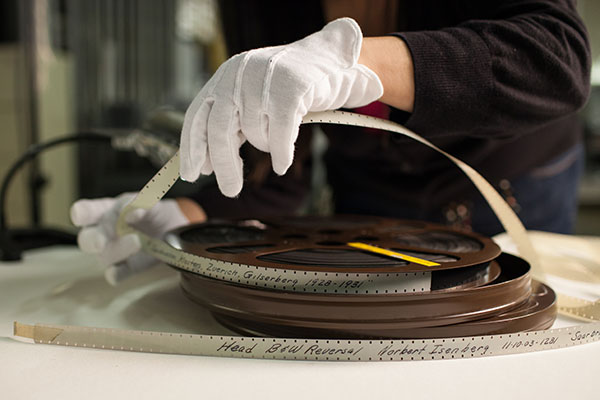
165, 216, 552, 339
165, 216, 501, 295
213, 281, 556, 339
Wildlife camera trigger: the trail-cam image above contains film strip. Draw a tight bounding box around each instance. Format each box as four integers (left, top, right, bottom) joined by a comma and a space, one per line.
13, 320, 600, 361
163, 216, 501, 294
14, 110, 600, 360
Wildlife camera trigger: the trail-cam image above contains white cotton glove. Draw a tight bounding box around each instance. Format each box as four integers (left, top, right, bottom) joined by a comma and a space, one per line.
180, 17, 383, 197
70, 193, 189, 285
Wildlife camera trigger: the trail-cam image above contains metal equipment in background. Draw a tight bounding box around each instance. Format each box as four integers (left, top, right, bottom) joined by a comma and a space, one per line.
64, 0, 220, 198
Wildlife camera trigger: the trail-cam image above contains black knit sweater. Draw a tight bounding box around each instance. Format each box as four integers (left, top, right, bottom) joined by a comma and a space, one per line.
192, 0, 591, 226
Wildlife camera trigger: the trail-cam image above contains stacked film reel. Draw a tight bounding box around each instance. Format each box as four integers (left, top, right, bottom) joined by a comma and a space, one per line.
164, 215, 557, 339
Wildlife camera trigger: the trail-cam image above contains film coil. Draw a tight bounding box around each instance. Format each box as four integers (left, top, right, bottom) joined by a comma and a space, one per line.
165, 215, 556, 339
13, 111, 600, 361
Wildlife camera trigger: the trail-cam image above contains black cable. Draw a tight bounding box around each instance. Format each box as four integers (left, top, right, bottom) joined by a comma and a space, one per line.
0, 133, 111, 261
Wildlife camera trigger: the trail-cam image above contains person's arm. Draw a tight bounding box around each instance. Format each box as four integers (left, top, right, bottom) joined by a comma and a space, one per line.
359, 36, 415, 113
359, 0, 590, 139
175, 197, 207, 222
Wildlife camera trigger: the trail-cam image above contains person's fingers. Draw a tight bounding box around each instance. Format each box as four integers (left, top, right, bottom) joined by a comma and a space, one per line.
207, 99, 245, 197
268, 109, 302, 175
104, 265, 129, 286
200, 156, 213, 176
180, 63, 231, 182
180, 99, 213, 182
77, 226, 108, 254
104, 252, 160, 285
241, 111, 270, 153
124, 208, 147, 225
97, 233, 141, 267
70, 198, 116, 227
77, 210, 145, 256
93, 193, 135, 240
240, 47, 285, 153
125, 251, 160, 273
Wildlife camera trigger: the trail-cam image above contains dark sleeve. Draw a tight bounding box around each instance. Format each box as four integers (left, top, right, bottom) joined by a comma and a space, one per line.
190, 170, 311, 219
189, 126, 314, 219
393, 0, 591, 139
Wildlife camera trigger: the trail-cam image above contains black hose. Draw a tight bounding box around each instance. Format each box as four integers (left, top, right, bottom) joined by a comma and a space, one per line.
0, 133, 110, 261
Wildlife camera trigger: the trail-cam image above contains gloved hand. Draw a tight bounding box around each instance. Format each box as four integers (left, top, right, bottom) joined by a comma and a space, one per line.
180, 17, 383, 197
70, 193, 190, 285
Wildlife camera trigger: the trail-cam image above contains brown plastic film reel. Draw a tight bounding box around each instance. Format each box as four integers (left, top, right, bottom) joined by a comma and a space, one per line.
163, 216, 557, 339
165, 215, 501, 277
178, 253, 543, 338
213, 280, 556, 339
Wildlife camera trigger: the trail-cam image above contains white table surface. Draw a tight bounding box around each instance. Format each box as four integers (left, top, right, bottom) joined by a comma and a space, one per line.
1, 245, 598, 400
